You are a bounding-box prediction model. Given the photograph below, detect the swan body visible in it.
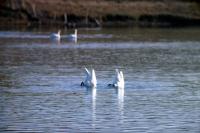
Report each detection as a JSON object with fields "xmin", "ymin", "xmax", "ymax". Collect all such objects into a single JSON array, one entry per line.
[
  {"xmin": 81, "ymin": 68, "xmax": 97, "ymax": 88},
  {"xmin": 50, "ymin": 30, "xmax": 61, "ymax": 40},
  {"xmin": 109, "ymin": 69, "xmax": 124, "ymax": 89},
  {"xmin": 69, "ymin": 29, "xmax": 77, "ymax": 40}
]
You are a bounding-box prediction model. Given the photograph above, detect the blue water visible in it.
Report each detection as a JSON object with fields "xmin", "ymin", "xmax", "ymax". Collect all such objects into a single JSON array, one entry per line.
[{"xmin": 0, "ymin": 27, "xmax": 200, "ymax": 132}]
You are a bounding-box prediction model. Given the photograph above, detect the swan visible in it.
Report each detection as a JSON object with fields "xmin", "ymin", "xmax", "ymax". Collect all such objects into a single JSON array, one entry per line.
[
  {"xmin": 108, "ymin": 69, "xmax": 124, "ymax": 89},
  {"xmin": 68, "ymin": 29, "xmax": 78, "ymax": 42},
  {"xmin": 81, "ymin": 68, "xmax": 97, "ymax": 88},
  {"xmin": 50, "ymin": 30, "xmax": 61, "ymax": 40},
  {"xmin": 69, "ymin": 29, "xmax": 77, "ymax": 40}
]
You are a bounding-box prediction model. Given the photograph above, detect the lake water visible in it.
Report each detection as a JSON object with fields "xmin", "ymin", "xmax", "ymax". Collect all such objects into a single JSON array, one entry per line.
[{"xmin": 0, "ymin": 27, "xmax": 200, "ymax": 132}]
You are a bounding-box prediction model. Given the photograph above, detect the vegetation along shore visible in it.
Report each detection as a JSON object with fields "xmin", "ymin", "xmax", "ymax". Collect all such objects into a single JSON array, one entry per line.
[{"xmin": 0, "ymin": 0, "xmax": 200, "ymax": 28}]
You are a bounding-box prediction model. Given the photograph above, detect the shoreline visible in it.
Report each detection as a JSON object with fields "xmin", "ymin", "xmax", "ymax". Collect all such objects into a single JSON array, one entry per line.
[{"xmin": 0, "ymin": 0, "xmax": 200, "ymax": 28}]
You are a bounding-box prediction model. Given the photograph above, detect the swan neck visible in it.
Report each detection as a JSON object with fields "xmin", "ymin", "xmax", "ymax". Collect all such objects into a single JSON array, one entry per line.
[{"xmin": 75, "ymin": 29, "xmax": 77, "ymax": 36}]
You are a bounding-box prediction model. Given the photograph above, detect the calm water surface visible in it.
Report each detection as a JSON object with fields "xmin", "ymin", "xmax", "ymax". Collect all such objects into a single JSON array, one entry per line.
[{"xmin": 0, "ymin": 27, "xmax": 200, "ymax": 132}]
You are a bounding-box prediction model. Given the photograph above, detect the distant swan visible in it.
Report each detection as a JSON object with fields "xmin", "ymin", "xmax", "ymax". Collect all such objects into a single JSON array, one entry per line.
[
  {"xmin": 69, "ymin": 29, "xmax": 77, "ymax": 40},
  {"xmin": 81, "ymin": 68, "xmax": 97, "ymax": 88},
  {"xmin": 109, "ymin": 69, "xmax": 124, "ymax": 89},
  {"xmin": 50, "ymin": 30, "xmax": 61, "ymax": 40}
]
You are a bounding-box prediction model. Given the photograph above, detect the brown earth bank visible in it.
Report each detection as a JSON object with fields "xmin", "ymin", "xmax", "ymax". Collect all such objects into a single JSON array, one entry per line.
[{"xmin": 0, "ymin": 0, "xmax": 200, "ymax": 28}]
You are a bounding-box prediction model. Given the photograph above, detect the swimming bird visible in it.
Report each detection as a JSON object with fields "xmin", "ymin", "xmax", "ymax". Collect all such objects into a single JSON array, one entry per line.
[
  {"xmin": 68, "ymin": 29, "xmax": 77, "ymax": 40},
  {"xmin": 81, "ymin": 68, "xmax": 97, "ymax": 88},
  {"xmin": 50, "ymin": 30, "xmax": 61, "ymax": 40},
  {"xmin": 108, "ymin": 69, "xmax": 124, "ymax": 89}
]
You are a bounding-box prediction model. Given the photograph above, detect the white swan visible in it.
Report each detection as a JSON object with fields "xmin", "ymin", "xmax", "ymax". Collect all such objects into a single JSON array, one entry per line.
[
  {"xmin": 69, "ymin": 29, "xmax": 77, "ymax": 40},
  {"xmin": 109, "ymin": 69, "xmax": 124, "ymax": 89},
  {"xmin": 50, "ymin": 30, "xmax": 61, "ymax": 40},
  {"xmin": 81, "ymin": 68, "xmax": 97, "ymax": 88}
]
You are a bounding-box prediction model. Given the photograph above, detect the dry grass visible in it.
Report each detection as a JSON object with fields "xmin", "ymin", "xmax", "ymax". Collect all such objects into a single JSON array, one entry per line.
[
  {"xmin": 1, "ymin": 0, "xmax": 200, "ymax": 27},
  {"xmin": 3, "ymin": 0, "xmax": 199, "ymax": 18}
]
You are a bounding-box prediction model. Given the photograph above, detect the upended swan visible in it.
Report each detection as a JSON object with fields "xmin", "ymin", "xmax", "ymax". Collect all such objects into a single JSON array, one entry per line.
[
  {"xmin": 50, "ymin": 30, "xmax": 61, "ymax": 40},
  {"xmin": 109, "ymin": 69, "xmax": 124, "ymax": 89},
  {"xmin": 81, "ymin": 68, "xmax": 97, "ymax": 88}
]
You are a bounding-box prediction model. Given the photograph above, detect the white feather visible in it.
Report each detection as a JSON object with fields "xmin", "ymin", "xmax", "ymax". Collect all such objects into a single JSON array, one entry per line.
[
  {"xmin": 82, "ymin": 68, "xmax": 97, "ymax": 88},
  {"xmin": 112, "ymin": 69, "xmax": 124, "ymax": 89},
  {"xmin": 50, "ymin": 30, "xmax": 61, "ymax": 40},
  {"xmin": 69, "ymin": 29, "xmax": 77, "ymax": 40}
]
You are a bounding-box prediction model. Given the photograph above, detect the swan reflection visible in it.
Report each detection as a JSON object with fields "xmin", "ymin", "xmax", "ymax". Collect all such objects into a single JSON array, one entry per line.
[
  {"xmin": 67, "ymin": 29, "xmax": 78, "ymax": 44},
  {"xmin": 92, "ymin": 88, "xmax": 96, "ymax": 129},
  {"xmin": 116, "ymin": 88, "xmax": 124, "ymax": 125},
  {"xmin": 50, "ymin": 37, "xmax": 60, "ymax": 45},
  {"xmin": 68, "ymin": 36, "xmax": 77, "ymax": 44},
  {"xmin": 86, "ymin": 87, "xmax": 96, "ymax": 130}
]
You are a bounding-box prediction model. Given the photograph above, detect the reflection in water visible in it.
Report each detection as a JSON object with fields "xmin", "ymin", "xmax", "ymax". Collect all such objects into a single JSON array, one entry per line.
[
  {"xmin": 64, "ymin": 35, "xmax": 78, "ymax": 44},
  {"xmin": 50, "ymin": 38, "xmax": 77, "ymax": 44},
  {"xmin": 86, "ymin": 87, "xmax": 97, "ymax": 130},
  {"xmin": 117, "ymin": 88, "xmax": 124, "ymax": 125},
  {"xmin": 50, "ymin": 37, "xmax": 60, "ymax": 45},
  {"xmin": 69, "ymin": 37, "xmax": 77, "ymax": 44},
  {"xmin": 50, "ymin": 35, "xmax": 78, "ymax": 45},
  {"xmin": 91, "ymin": 88, "xmax": 96, "ymax": 130}
]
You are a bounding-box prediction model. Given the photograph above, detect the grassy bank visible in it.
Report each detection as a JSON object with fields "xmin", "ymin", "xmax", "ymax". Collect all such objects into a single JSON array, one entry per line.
[{"xmin": 0, "ymin": 0, "xmax": 200, "ymax": 27}]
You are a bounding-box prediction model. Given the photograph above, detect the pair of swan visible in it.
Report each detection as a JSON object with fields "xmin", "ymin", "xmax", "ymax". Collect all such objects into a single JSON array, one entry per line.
[
  {"xmin": 50, "ymin": 29, "xmax": 77, "ymax": 40},
  {"xmin": 81, "ymin": 68, "xmax": 125, "ymax": 89}
]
